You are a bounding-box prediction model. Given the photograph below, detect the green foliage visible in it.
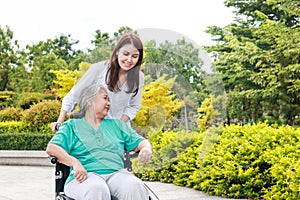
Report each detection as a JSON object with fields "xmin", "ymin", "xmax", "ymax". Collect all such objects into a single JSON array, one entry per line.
[
  {"xmin": 50, "ymin": 69, "xmax": 78, "ymax": 99},
  {"xmin": 205, "ymin": 0, "xmax": 300, "ymax": 126},
  {"xmin": 25, "ymin": 34, "xmax": 82, "ymax": 66},
  {"xmin": 0, "ymin": 25, "xmax": 22, "ymax": 92},
  {"xmin": 132, "ymin": 123, "xmax": 300, "ymax": 199},
  {"xmin": 197, "ymin": 95, "xmax": 227, "ymax": 131},
  {"xmin": 76, "ymin": 62, "xmax": 91, "ymax": 80},
  {"xmin": 87, "ymin": 26, "xmax": 134, "ymax": 63},
  {"xmin": 0, "ymin": 107, "xmax": 22, "ymax": 122},
  {"xmin": 0, "ymin": 90, "xmax": 14, "ymax": 108},
  {"xmin": 142, "ymin": 38, "xmax": 209, "ymax": 130},
  {"xmin": 190, "ymin": 123, "xmax": 300, "ymax": 199},
  {"xmin": 133, "ymin": 129, "xmax": 196, "ymax": 183},
  {"xmin": 28, "ymin": 54, "xmax": 69, "ymax": 92},
  {"xmin": 21, "ymin": 100, "xmax": 62, "ymax": 128},
  {"xmin": 173, "ymin": 132, "xmax": 203, "ymax": 186},
  {"xmin": 262, "ymin": 126, "xmax": 300, "ymax": 199},
  {"xmin": 0, "ymin": 133, "xmax": 53, "ymax": 150},
  {"xmin": 197, "ymin": 97, "xmax": 213, "ymax": 130},
  {"xmin": 0, "ymin": 121, "xmax": 30, "ymax": 133},
  {"xmin": 143, "ymin": 38, "xmax": 205, "ymax": 93},
  {"xmin": 15, "ymin": 92, "xmax": 54, "ymax": 109},
  {"xmin": 133, "ymin": 75, "xmax": 183, "ymax": 131}
]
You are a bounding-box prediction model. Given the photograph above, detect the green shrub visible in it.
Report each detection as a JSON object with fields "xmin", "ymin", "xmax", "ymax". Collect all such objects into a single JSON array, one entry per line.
[
  {"xmin": 189, "ymin": 123, "xmax": 300, "ymax": 199},
  {"xmin": 0, "ymin": 121, "xmax": 30, "ymax": 133},
  {"xmin": 0, "ymin": 132, "xmax": 54, "ymax": 150},
  {"xmin": 133, "ymin": 129, "xmax": 196, "ymax": 183},
  {"xmin": 0, "ymin": 107, "xmax": 22, "ymax": 122},
  {"xmin": 21, "ymin": 100, "xmax": 61, "ymax": 128},
  {"xmin": 0, "ymin": 90, "xmax": 15, "ymax": 108},
  {"xmin": 15, "ymin": 92, "xmax": 55, "ymax": 109},
  {"xmin": 0, "ymin": 121, "xmax": 54, "ymax": 134},
  {"xmin": 173, "ymin": 132, "xmax": 204, "ymax": 187},
  {"xmin": 262, "ymin": 126, "xmax": 300, "ymax": 200}
]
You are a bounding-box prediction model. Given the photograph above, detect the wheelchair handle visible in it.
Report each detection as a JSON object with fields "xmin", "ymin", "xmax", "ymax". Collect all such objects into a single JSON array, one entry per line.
[{"xmin": 55, "ymin": 122, "xmax": 61, "ymax": 131}]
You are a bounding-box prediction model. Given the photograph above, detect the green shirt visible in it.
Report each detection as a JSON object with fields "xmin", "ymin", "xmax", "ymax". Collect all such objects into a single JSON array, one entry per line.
[{"xmin": 50, "ymin": 118, "xmax": 144, "ymax": 184}]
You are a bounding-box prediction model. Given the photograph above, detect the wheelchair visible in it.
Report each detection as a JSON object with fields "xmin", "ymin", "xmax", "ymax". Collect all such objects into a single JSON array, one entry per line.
[{"xmin": 49, "ymin": 151, "xmax": 158, "ymax": 200}]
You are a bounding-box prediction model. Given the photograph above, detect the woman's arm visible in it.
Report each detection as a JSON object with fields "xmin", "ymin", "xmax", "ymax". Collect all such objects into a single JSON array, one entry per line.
[
  {"xmin": 50, "ymin": 110, "xmax": 67, "ymax": 132},
  {"xmin": 46, "ymin": 143, "xmax": 87, "ymax": 183},
  {"xmin": 62, "ymin": 62, "xmax": 105, "ymax": 114},
  {"xmin": 50, "ymin": 62, "xmax": 107, "ymax": 132}
]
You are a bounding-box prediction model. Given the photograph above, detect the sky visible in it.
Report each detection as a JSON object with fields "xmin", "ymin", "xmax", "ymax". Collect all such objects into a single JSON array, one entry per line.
[{"xmin": 1, "ymin": 0, "xmax": 235, "ymax": 51}]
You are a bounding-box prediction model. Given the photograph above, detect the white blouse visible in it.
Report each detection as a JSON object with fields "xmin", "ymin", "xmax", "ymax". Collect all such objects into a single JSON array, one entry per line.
[{"xmin": 61, "ymin": 61, "xmax": 144, "ymax": 121}]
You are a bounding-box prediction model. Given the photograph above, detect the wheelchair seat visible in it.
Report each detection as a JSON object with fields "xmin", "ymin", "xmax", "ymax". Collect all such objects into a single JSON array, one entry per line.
[{"xmin": 49, "ymin": 152, "xmax": 155, "ymax": 200}]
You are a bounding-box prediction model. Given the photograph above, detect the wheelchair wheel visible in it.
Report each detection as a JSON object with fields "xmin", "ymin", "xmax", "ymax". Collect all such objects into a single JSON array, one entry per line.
[{"xmin": 56, "ymin": 194, "xmax": 75, "ymax": 200}]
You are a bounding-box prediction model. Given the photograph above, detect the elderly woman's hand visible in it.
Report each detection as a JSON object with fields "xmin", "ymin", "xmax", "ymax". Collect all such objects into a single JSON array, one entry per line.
[
  {"xmin": 138, "ymin": 147, "xmax": 152, "ymax": 163},
  {"xmin": 72, "ymin": 159, "xmax": 88, "ymax": 183}
]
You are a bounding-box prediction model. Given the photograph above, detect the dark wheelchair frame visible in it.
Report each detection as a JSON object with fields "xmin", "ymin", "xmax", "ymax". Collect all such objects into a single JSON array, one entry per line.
[{"xmin": 49, "ymin": 151, "xmax": 158, "ymax": 200}]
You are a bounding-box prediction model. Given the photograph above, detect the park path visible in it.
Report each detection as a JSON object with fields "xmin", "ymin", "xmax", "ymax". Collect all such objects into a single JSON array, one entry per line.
[{"xmin": 0, "ymin": 165, "xmax": 248, "ymax": 200}]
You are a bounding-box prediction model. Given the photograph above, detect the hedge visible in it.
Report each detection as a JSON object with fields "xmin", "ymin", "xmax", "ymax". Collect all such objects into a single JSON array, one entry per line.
[
  {"xmin": 134, "ymin": 123, "xmax": 300, "ymax": 200},
  {"xmin": 0, "ymin": 132, "xmax": 54, "ymax": 150}
]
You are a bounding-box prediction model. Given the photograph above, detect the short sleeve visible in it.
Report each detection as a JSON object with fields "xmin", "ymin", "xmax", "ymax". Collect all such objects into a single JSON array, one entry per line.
[
  {"xmin": 116, "ymin": 120, "xmax": 144, "ymax": 151},
  {"xmin": 49, "ymin": 122, "xmax": 74, "ymax": 154}
]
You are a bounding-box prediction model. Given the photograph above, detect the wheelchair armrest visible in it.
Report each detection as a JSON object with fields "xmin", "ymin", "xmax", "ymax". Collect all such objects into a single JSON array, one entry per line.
[
  {"xmin": 124, "ymin": 151, "xmax": 139, "ymax": 172},
  {"xmin": 129, "ymin": 151, "xmax": 139, "ymax": 159}
]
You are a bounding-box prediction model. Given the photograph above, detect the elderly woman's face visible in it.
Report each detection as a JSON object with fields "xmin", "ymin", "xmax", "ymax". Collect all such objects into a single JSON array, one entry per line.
[
  {"xmin": 117, "ymin": 43, "xmax": 140, "ymax": 72},
  {"xmin": 91, "ymin": 88, "xmax": 110, "ymax": 118}
]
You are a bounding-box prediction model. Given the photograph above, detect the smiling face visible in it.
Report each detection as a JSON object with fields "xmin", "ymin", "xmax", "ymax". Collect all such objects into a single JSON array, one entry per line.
[
  {"xmin": 117, "ymin": 43, "xmax": 140, "ymax": 73},
  {"xmin": 91, "ymin": 88, "xmax": 110, "ymax": 119}
]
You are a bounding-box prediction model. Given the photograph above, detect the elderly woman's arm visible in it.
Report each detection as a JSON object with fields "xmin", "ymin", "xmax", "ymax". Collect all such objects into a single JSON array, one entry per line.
[
  {"xmin": 135, "ymin": 139, "xmax": 152, "ymax": 163},
  {"xmin": 46, "ymin": 143, "xmax": 87, "ymax": 183}
]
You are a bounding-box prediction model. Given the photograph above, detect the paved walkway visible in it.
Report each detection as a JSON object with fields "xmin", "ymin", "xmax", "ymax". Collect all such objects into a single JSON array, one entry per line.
[{"xmin": 0, "ymin": 165, "xmax": 248, "ymax": 200}]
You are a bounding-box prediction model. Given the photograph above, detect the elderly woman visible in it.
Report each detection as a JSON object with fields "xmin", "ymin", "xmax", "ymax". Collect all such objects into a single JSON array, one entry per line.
[{"xmin": 46, "ymin": 84, "xmax": 152, "ymax": 200}]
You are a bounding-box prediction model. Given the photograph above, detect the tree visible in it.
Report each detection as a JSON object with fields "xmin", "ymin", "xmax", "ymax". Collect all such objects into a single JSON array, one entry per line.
[
  {"xmin": 50, "ymin": 62, "xmax": 91, "ymax": 99},
  {"xmin": 142, "ymin": 38, "xmax": 208, "ymax": 129},
  {"xmin": 24, "ymin": 34, "xmax": 83, "ymax": 71},
  {"xmin": 133, "ymin": 75, "xmax": 183, "ymax": 132},
  {"xmin": 205, "ymin": 0, "xmax": 300, "ymax": 125},
  {"xmin": 87, "ymin": 30, "xmax": 112, "ymax": 63},
  {"xmin": 18, "ymin": 34, "xmax": 85, "ymax": 93},
  {"xmin": 143, "ymin": 38, "xmax": 205, "ymax": 92},
  {"xmin": 0, "ymin": 26, "xmax": 24, "ymax": 91},
  {"xmin": 87, "ymin": 26, "xmax": 135, "ymax": 63},
  {"xmin": 28, "ymin": 54, "xmax": 69, "ymax": 92}
]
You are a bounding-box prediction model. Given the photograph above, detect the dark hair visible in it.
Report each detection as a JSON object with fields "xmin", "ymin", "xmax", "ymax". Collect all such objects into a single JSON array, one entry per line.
[{"xmin": 106, "ymin": 33, "xmax": 143, "ymax": 96}]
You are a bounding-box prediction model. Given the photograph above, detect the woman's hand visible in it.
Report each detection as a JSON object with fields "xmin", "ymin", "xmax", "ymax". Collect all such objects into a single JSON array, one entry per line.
[
  {"xmin": 46, "ymin": 143, "xmax": 87, "ymax": 183},
  {"xmin": 120, "ymin": 114, "xmax": 130, "ymax": 123},
  {"xmin": 72, "ymin": 159, "xmax": 88, "ymax": 183},
  {"xmin": 50, "ymin": 122, "xmax": 61, "ymax": 132},
  {"xmin": 50, "ymin": 110, "xmax": 67, "ymax": 132},
  {"xmin": 138, "ymin": 147, "xmax": 152, "ymax": 163}
]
